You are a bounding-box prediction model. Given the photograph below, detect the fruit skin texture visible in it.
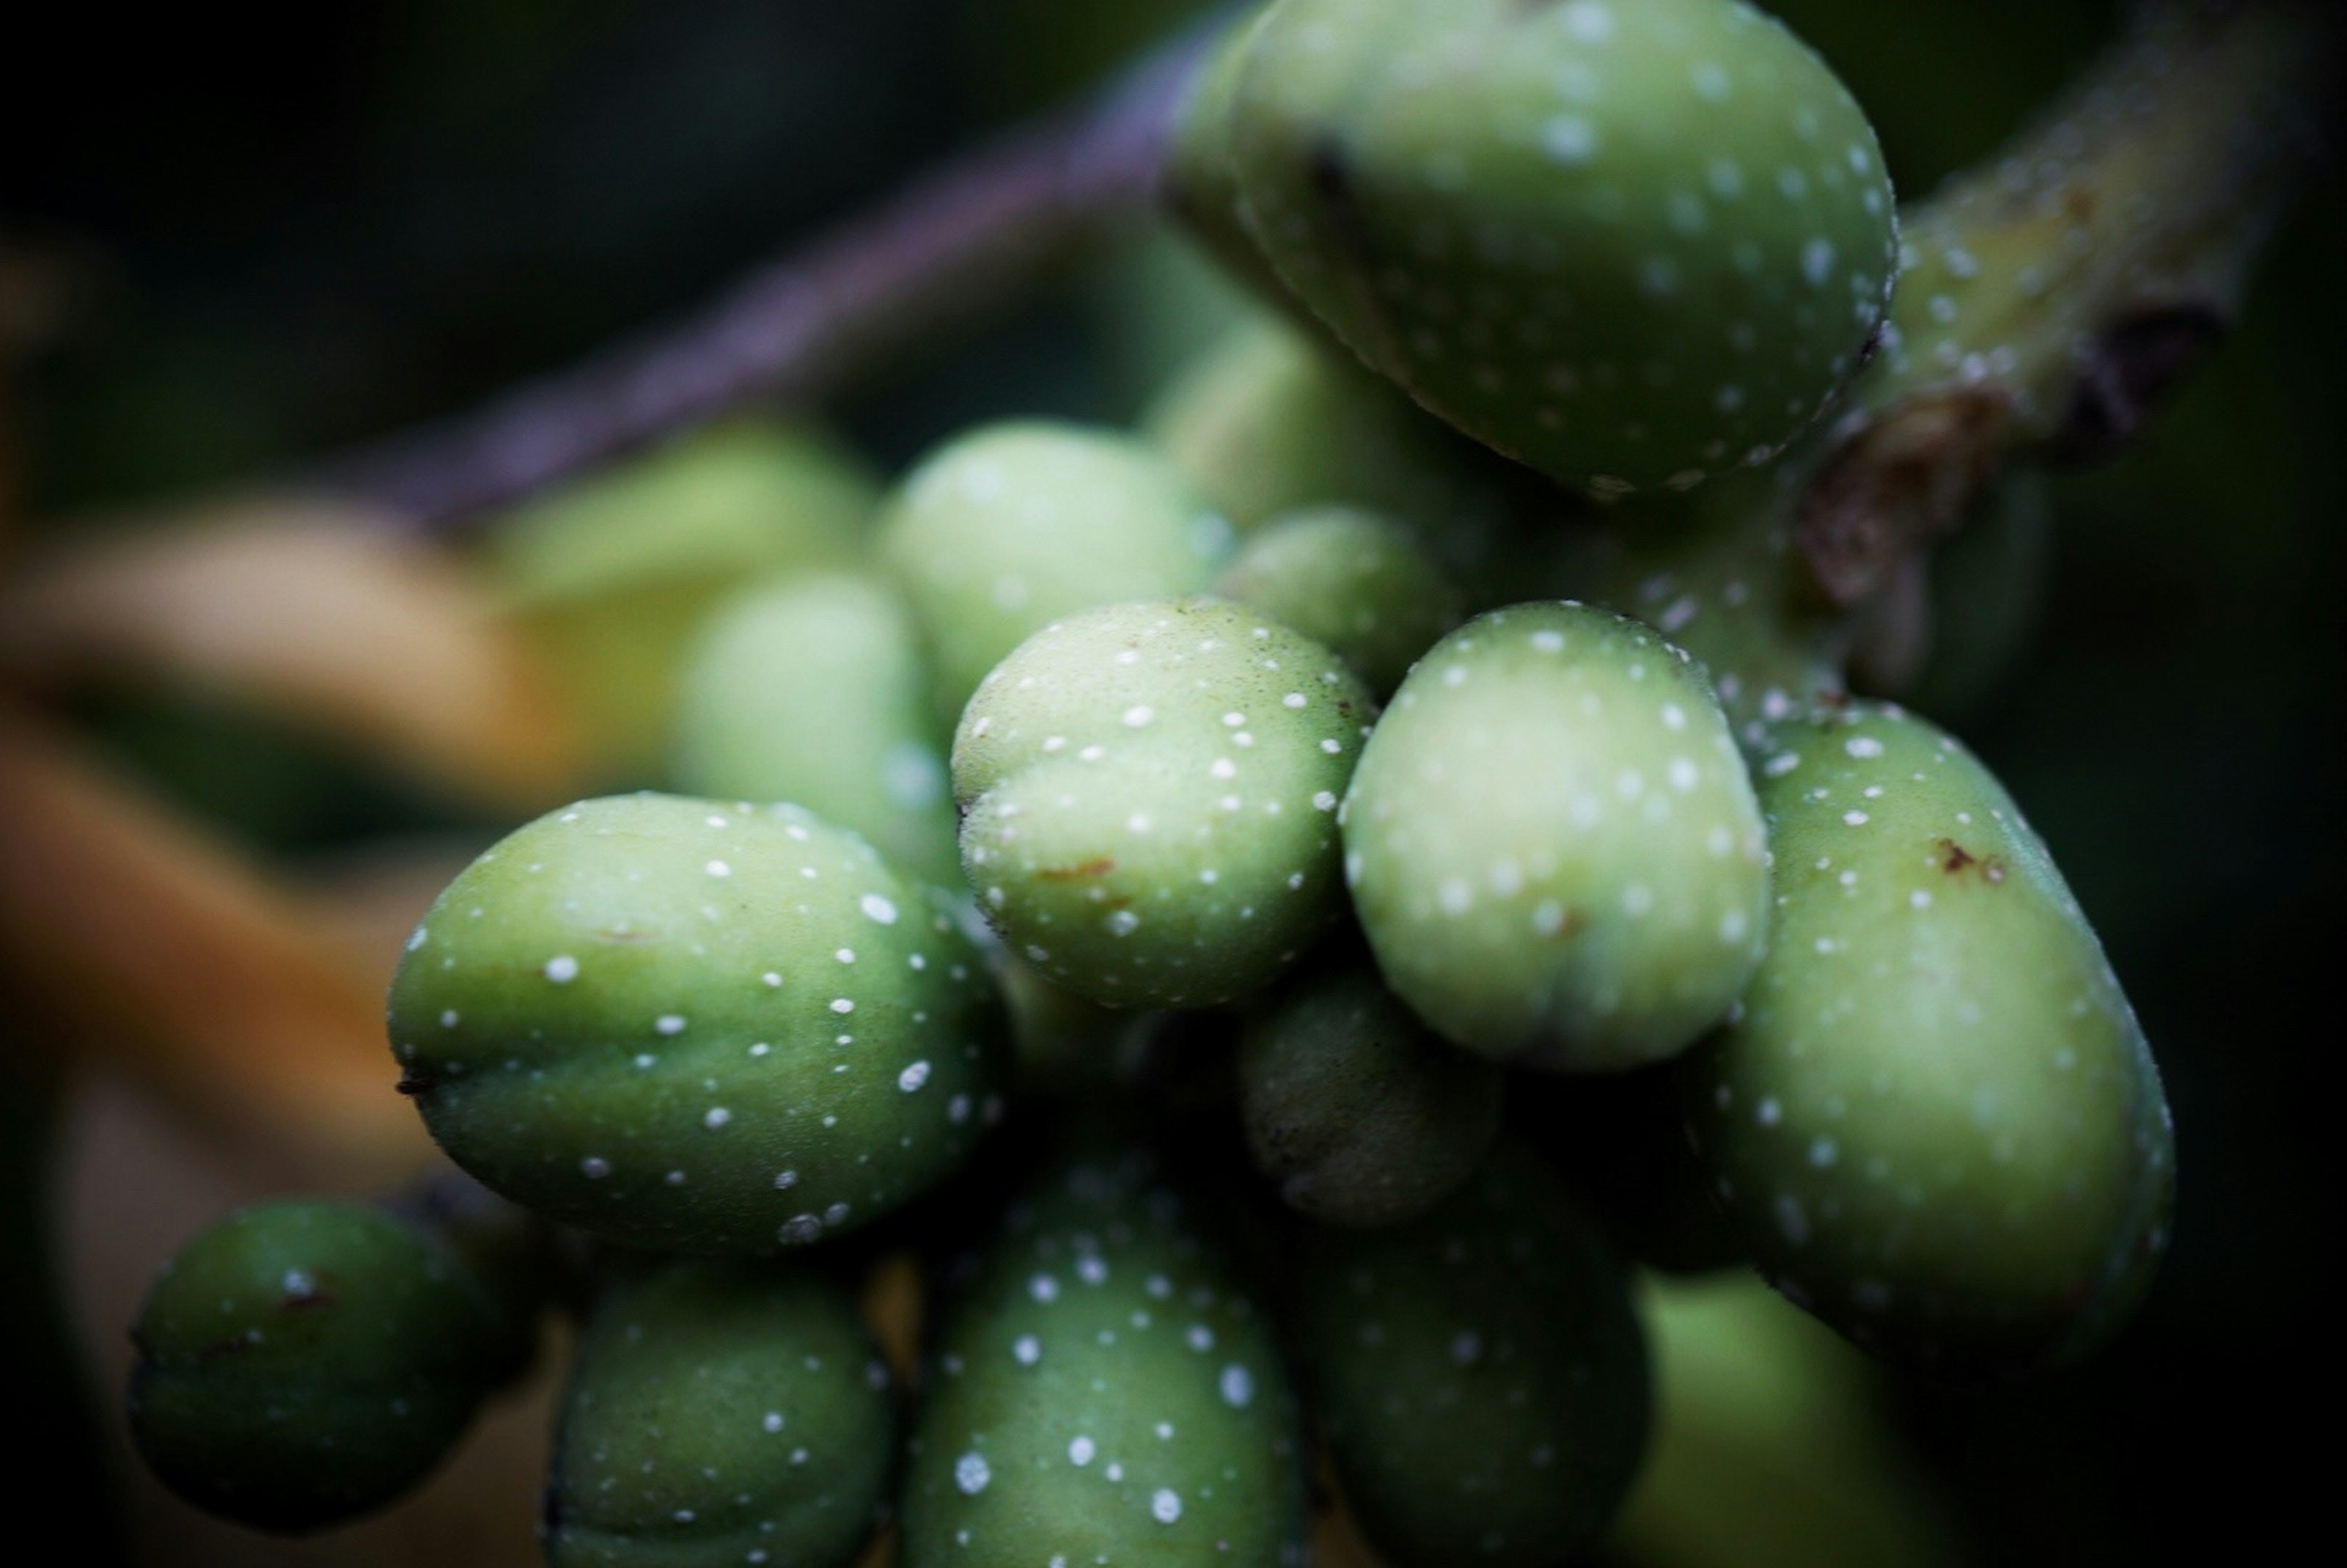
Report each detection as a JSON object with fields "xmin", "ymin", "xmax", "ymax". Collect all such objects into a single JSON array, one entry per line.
[
  {"xmin": 1183, "ymin": 0, "xmax": 1898, "ymax": 497},
  {"xmin": 876, "ymin": 421, "xmax": 1234, "ymax": 723},
  {"xmin": 1291, "ymin": 1143, "xmax": 1651, "ymax": 1567},
  {"xmin": 127, "ymin": 1200, "xmax": 532, "ymax": 1533},
  {"xmin": 1342, "ymin": 602, "xmax": 1769, "ymax": 1071},
  {"xmin": 900, "ymin": 1151, "xmax": 1309, "ymax": 1568},
  {"xmin": 672, "ymin": 570, "xmax": 960, "ymax": 888},
  {"xmin": 1681, "ymin": 704, "xmax": 2175, "ymax": 1379},
  {"xmin": 546, "ymin": 1260, "xmax": 895, "ymax": 1568},
  {"xmin": 953, "ymin": 597, "xmax": 1375, "ymax": 1010},
  {"xmin": 387, "ymin": 793, "xmax": 1007, "ymax": 1256},
  {"xmin": 1240, "ymin": 961, "xmax": 1500, "ymax": 1226}
]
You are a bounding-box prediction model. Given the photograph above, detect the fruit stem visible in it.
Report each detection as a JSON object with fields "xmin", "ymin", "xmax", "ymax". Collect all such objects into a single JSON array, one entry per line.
[{"xmin": 1798, "ymin": 0, "xmax": 2343, "ymax": 604}]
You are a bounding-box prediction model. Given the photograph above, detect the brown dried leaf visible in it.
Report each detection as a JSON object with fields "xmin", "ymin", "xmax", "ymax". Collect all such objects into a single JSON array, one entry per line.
[
  {"xmin": 0, "ymin": 704, "xmax": 429, "ymax": 1168},
  {"xmin": 0, "ymin": 494, "xmax": 586, "ymax": 807}
]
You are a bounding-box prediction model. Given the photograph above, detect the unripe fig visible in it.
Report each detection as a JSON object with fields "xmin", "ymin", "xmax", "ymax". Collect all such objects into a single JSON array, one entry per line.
[
  {"xmin": 388, "ymin": 794, "xmax": 1007, "ymax": 1255},
  {"xmin": 953, "ymin": 598, "xmax": 1375, "ymax": 1009},
  {"xmin": 1179, "ymin": 0, "xmax": 1899, "ymax": 497},
  {"xmin": 1342, "ymin": 603, "xmax": 1769, "ymax": 1070},
  {"xmin": 1291, "ymin": 1143, "xmax": 1650, "ymax": 1567},
  {"xmin": 901, "ymin": 1151, "xmax": 1309, "ymax": 1567},
  {"xmin": 673, "ymin": 570, "xmax": 959, "ymax": 888},
  {"xmin": 1681, "ymin": 704, "xmax": 2175, "ymax": 1379},
  {"xmin": 1214, "ymin": 504, "xmax": 1464, "ymax": 697},
  {"xmin": 488, "ymin": 420, "xmax": 875, "ymax": 769},
  {"xmin": 1240, "ymin": 961, "xmax": 1500, "ymax": 1227},
  {"xmin": 127, "ymin": 1200, "xmax": 531, "ymax": 1533},
  {"xmin": 875, "ymin": 422, "xmax": 1233, "ymax": 722},
  {"xmin": 546, "ymin": 1260, "xmax": 895, "ymax": 1568}
]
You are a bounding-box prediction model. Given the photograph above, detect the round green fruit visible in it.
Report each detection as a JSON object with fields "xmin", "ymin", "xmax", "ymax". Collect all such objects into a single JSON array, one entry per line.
[
  {"xmin": 1681, "ymin": 704, "xmax": 2175, "ymax": 1379},
  {"xmin": 127, "ymin": 1200, "xmax": 531, "ymax": 1533},
  {"xmin": 953, "ymin": 597, "xmax": 1375, "ymax": 1009},
  {"xmin": 1181, "ymin": 0, "xmax": 1900, "ymax": 496},
  {"xmin": 388, "ymin": 794, "xmax": 1007, "ymax": 1255},
  {"xmin": 546, "ymin": 1260, "xmax": 895, "ymax": 1568},
  {"xmin": 1342, "ymin": 602, "xmax": 1769, "ymax": 1069},
  {"xmin": 1214, "ymin": 504, "xmax": 1464, "ymax": 697}
]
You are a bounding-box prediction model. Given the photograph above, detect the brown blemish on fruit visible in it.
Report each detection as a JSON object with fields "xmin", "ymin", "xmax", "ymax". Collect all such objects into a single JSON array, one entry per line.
[
  {"xmin": 1038, "ymin": 859, "xmax": 1115, "ymax": 882},
  {"xmin": 1936, "ymin": 838, "xmax": 2008, "ymax": 881},
  {"xmin": 1543, "ymin": 907, "xmax": 1589, "ymax": 942}
]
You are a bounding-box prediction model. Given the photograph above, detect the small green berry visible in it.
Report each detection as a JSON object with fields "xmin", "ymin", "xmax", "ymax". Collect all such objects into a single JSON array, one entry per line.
[
  {"xmin": 876, "ymin": 422, "xmax": 1235, "ymax": 722},
  {"xmin": 1681, "ymin": 704, "xmax": 2175, "ymax": 1379},
  {"xmin": 953, "ymin": 598, "xmax": 1375, "ymax": 1009},
  {"xmin": 900, "ymin": 1151, "xmax": 1309, "ymax": 1567},
  {"xmin": 1240, "ymin": 961, "xmax": 1500, "ymax": 1226},
  {"xmin": 1343, "ymin": 603, "xmax": 1769, "ymax": 1069},
  {"xmin": 546, "ymin": 1260, "xmax": 895, "ymax": 1568},
  {"xmin": 388, "ymin": 794, "xmax": 1007, "ymax": 1255},
  {"xmin": 673, "ymin": 570, "xmax": 960, "ymax": 887},
  {"xmin": 127, "ymin": 1200, "xmax": 531, "ymax": 1533},
  {"xmin": 1214, "ymin": 504, "xmax": 1464, "ymax": 697},
  {"xmin": 1291, "ymin": 1143, "xmax": 1650, "ymax": 1567}
]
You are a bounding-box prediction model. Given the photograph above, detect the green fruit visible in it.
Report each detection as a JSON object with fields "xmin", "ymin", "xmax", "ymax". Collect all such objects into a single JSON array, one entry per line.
[
  {"xmin": 1291, "ymin": 1143, "xmax": 1650, "ymax": 1567},
  {"xmin": 876, "ymin": 422, "xmax": 1235, "ymax": 722},
  {"xmin": 127, "ymin": 1200, "xmax": 531, "ymax": 1533},
  {"xmin": 953, "ymin": 597, "xmax": 1376, "ymax": 1009},
  {"xmin": 486, "ymin": 420, "xmax": 876, "ymax": 769},
  {"xmin": 1214, "ymin": 504, "xmax": 1464, "ymax": 697},
  {"xmin": 546, "ymin": 1260, "xmax": 895, "ymax": 1568},
  {"xmin": 388, "ymin": 794, "xmax": 1008, "ymax": 1255},
  {"xmin": 1240, "ymin": 961, "xmax": 1500, "ymax": 1226},
  {"xmin": 1181, "ymin": 0, "xmax": 1899, "ymax": 497},
  {"xmin": 1342, "ymin": 602, "xmax": 1769, "ymax": 1070},
  {"xmin": 673, "ymin": 570, "xmax": 960, "ymax": 888},
  {"xmin": 1142, "ymin": 317, "xmax": 1570, "ymax": 601},
  {"xmin": 900, "ymin": 1151, "xmax": 1309, "ymax": 1567},
  {"xmin": 1681, "ymin": 703, "xmax": 2175, "ymax": 1379}
]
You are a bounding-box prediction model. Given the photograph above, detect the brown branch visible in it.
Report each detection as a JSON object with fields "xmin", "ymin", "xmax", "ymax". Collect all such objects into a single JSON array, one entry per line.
[{"xmin": 317, "ymin": 29, "xmax": 1212, "ymax": 532}]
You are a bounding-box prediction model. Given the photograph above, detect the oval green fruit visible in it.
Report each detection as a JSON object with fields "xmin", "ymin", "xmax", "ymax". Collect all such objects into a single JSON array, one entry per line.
[
  {"xmin": 546, "ymin": 1260, "xmax": 895, "ymax": 1568},
  {"xmin": 953, "ymin": 597, "xmax": 1375, "ymax": 1009},
  {"xmin": 1187, "ymin": 0, "xmax": 1899, "ymax": 497},
  {"xmin": 901, "ymin": 1151, "xmax": 1309, "ymax": 1567},
  {"xmin": 388, "ymin": 794, "xmax": 1007, "ymax": 1255},
  {"xmin": 1214, "ymin": 504, "xmax": 1464, "ymax": 698},
  {"xmin": 127, "ymin": 1199, "xmax": 531, "ymax": 1533},
  {"xmin": 1681, "ymin": 704, "xmax": 2175, "ymax": 1379},
  {"xmin": 1292, "ymin": 1143, "xmax": 1650, "ymax": 1567},
  {"xmin": 1343, "ymin": 603, "xmax": 1769, "ymax": 1069}
]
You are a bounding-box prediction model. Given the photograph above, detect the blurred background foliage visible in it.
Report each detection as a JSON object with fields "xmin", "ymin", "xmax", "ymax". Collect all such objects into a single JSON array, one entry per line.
[{"xmin": 1, "ymin": 0, "xmax": 2337, "ymax": 1561}]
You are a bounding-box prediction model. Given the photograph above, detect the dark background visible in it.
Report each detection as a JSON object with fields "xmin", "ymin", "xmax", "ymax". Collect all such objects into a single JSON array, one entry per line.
[{"xmin": 4, "ymin": 1, "xmax": 2339, "ymax": 1560}]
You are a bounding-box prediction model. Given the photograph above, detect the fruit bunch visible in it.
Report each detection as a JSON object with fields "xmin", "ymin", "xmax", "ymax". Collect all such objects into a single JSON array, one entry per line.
[{"xmin": 127, "ymin": 2, "xmax": 2193, "ymax": 1563}]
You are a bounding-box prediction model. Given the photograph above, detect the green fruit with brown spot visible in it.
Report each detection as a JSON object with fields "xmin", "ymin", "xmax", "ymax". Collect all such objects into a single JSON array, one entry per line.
[{"xmin": 1681, "ymin": 705, "xmax": 2174, "ymax": 1379}]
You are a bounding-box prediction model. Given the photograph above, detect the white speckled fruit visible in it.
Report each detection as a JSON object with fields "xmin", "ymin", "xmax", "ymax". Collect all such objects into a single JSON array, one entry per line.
[
  {"xmin": 953, "ymin": 598, "xmax": 1375, "ymax": 1009},
  {"xmin": 1342, "ymin": 603, "xmax": 1768, "ymax": 1069},
  {"xmin": 1179, "ymin": 0, "xmax": 1900, "ymax": 497}
]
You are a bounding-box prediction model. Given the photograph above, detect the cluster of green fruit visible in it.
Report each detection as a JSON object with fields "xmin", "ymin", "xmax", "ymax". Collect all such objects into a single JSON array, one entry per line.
[{"xmin": 127, "ymin": 2, "xmax": 2175, "ymax": 1564}]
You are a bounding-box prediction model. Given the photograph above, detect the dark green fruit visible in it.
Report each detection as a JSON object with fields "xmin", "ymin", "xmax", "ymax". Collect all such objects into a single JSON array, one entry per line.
[
  {"xmin": 953, "ymin": 597, "xmax": 1376, "ymax": 1009},
  {"xmin": 1342, "ymin": 603, "xmax": 1768, "ymax": 1070},
  {"xmin": 673, "ymin": 570, "xmax": 960, "ymax": 888},
  {"xmin": 127, "ymin": 1200, "xmax": 531, "ymax": 1533},
  {"xmin": 546, "ymin": 1260, "xmax": 895, "ymax": 1568},
  {"xmin": 1291, "ymin": 1143, "xmax": 1650, "ymax": 1567},
  {"xmin": 876, "ymin": 422, "xmax": 1234, "ymax": 722},
  {"xmin": 1180, "ymin": 0, "xmax": 1899, "ymax": 497},
  {"xmin": 901, "ymin": 1151, "xmax": 1309, "ymax": 1566},
  {"xmin": 1240, "ymin": 962, "xmax": 1500, "ymax": 1226},
  {"xmin": 388, "ymin": 794, "xmax": 1007, "ymax": 1255},
  {"xmin": 1682, "ymin": 704, "xmax": 2175, "ymax": 1379},
  {"xmin": 1214, "ymin": 504, "xmax": 1464, "ymax": 697}
]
